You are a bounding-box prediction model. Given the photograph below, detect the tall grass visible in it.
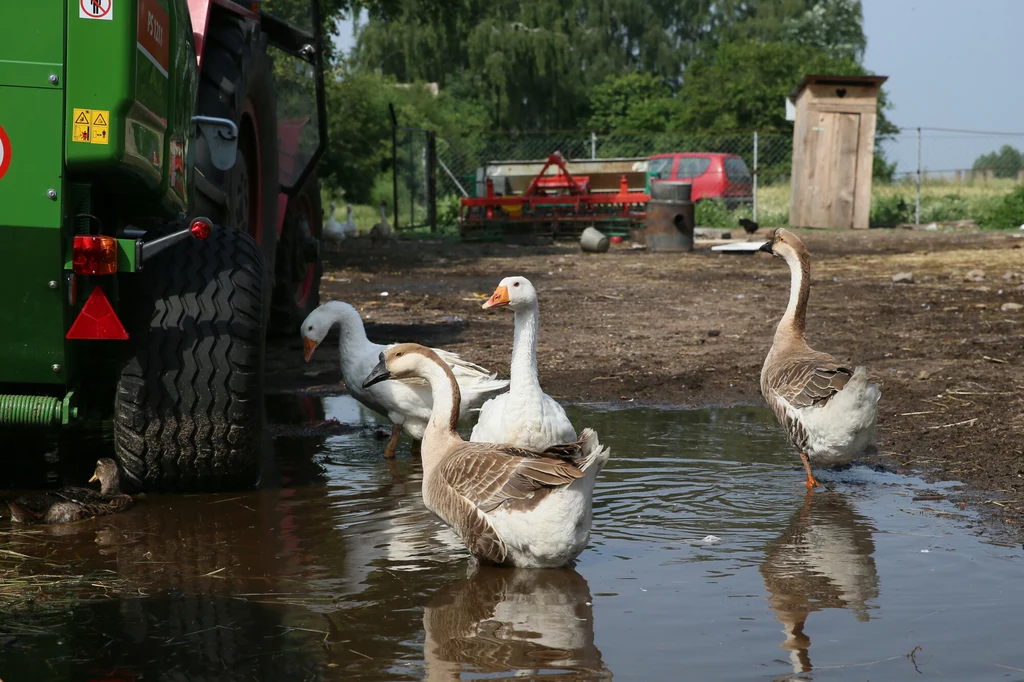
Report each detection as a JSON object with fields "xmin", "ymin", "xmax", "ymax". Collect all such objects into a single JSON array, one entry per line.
[
  {"xmin": 325, "ymin": 178, "xmax": 1024, "ymax": 234},
  {"xmin": 709, "ymin": 179, "xmax": 1023, "ymax": 229}
]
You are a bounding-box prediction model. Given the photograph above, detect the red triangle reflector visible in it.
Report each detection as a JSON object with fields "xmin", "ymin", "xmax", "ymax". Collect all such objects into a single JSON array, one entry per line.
[{"xmin": 66, "ymin": 286, "xmax": 129, "ymax": 340}]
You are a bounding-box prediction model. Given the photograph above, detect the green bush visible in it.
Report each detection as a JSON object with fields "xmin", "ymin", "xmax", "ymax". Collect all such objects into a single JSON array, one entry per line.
[
  {"xmin": 437, "ymin": 194, "xmax": 462, "ymax": 229},
  {"xmin": 977, "ymin": 183, "xmax": 1024, "ymax": 230},
  {"xmin": 870, "ymin": 193, "xmax": 912, "ymax": 227},
  {"xmin": 369, "ymin": 174, "xmax": 394, "ymax": 209},
  {"xmin": 694, "ymin": 199, "xmax": 734, "ymax": 228},
  {"xmin": 919, "ymin": 193, "xmax": 972, "ymax": 223}
]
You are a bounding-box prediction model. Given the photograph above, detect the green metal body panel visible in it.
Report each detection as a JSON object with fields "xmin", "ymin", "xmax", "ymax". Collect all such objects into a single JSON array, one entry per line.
[
  {"xmin": 0, "ymin": 1, "xmax": 196, "ymax": 402},
  {"xmin": 0, "ymin": 64, "xmax": 68, "ymax": 384},
  {"xmin": 65, "ymin": 0, "xmax": 197, "ymax": 215},
  {"xmin": 0, "ymin": 1, "xmax": 324, "ymax": 428}
]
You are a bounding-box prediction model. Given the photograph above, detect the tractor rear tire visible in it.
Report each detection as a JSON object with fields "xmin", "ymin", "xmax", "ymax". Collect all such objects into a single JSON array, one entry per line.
[
  {"xmin": 193, "ymin": 11, "xmax": 279, "ymax": 302},
  {"xmin": 113, "ymin": 226, "xmax": 267, "ymax": 492},
  {"xmin": 270, "ymin": 171, "xmax": 323, "ymax": 334}
]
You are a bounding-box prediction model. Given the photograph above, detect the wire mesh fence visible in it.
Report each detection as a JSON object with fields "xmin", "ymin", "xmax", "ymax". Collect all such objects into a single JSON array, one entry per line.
[
  {"xmin": 391, "ymin": 127, "xmax": 436, "ymax": 231},
  {"xmin": 390, "ymin": 126, "xmax": 1024, "ymax": 233}
]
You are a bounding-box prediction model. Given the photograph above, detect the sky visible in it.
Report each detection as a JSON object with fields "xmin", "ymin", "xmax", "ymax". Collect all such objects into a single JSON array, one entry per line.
[
  {"xmin": 332, "ymin": 2, "xmax": 1024, "ymax": 175},
  {"xmin": 862, "ymin": 0, "xmax": 1024, "ymax": 175}
]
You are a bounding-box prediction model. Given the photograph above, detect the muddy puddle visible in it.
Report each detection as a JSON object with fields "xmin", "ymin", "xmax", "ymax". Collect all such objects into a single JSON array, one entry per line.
[{"xmin": 1, "ymin": 397, "xmax": 1022, "ymax": 681}]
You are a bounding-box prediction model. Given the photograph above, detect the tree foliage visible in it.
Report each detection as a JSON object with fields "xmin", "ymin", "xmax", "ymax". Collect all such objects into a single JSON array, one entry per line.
[
  {"xmin": 351, "ymin": 0, "xmax": 769, "ymax": 129},
  {"xmin": 317, "ymin": 0, "xmax": 899, "ymax": 194},
  {"xmin": 973, "ymin": 145, "xmax": 1024, "ymax": 178}
]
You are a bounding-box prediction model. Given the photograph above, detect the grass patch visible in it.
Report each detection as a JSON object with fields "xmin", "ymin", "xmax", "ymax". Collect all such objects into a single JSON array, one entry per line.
[
  {"xmin": 326, "ymin": 179, "xmax": 1023, "ymax": 235},
  {"xmin": 710, "ymin": 179, "xmax": 1023, "ymax": 229}
]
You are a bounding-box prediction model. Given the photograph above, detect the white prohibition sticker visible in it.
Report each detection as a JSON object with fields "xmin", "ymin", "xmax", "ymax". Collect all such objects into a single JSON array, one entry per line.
[{"xmin": 80, "ymin": 0, "xmax": 113, "ymax": 20}]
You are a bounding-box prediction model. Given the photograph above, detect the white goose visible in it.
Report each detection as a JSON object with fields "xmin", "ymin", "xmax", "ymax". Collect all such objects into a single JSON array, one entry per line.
[
  {"xmin": 342, "ymin": 203, "xmax": 357, "ymax": 238},
  {"xmin": 471, "ymin": 276, "xmax": 576, "ymax": 449},
  {"xmin": 362, "ymin": 344, "xmax": 610, "ymax": 567},
  {"xmin": 758, "ymin": 229, "xmax": 881, "ymax": 489},
  {"xmin": 323, "ymin": 201, "xmax": 345, "ymax": 248},
  {"xmin": 301, "ymin": 301, "xmax": 508, "ymax": 457}
]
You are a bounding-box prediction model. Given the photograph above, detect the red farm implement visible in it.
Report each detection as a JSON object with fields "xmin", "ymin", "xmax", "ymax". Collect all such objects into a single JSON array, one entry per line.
[{"xmin": 459, "ymin": 153, "xmax": 649, "ymax": 242}]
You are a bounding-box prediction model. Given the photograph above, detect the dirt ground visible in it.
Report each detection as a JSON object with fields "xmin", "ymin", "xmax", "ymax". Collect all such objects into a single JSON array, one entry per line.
[{"xmin": 267, "ymin": 227, "xmax": 1024, "ymax": 530}]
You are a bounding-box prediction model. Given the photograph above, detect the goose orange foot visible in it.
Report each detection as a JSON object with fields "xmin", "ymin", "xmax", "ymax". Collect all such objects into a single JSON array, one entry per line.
[{"xmin": 799, "ymin": 452, "xmax": 821, "ymax": 490}]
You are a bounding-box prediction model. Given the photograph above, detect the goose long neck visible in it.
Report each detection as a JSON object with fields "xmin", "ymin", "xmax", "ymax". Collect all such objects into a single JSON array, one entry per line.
[
  {"xmin": 510, "ymin": 304, "xmax": 541, "ymax": 393},
  {"xmin": 379, "ymin": 205, "xmax": 387, "ymax": 222},
  {"xmin": 334, "ymin": 311, "xmax": 370, "ymax": 349},
  {"xmin": 419, "ymin": 358, "xmax": 463, "ymax": 456},
  {"xmin": 776, "ymin": 247, "xmax": 810, "ymax": 343},
  {"xmin": 329, "ymin": 308, "xmax": 373, "ymax": 376}
]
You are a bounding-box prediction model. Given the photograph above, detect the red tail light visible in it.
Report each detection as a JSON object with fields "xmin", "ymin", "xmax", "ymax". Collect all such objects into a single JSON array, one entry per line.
[
  {"xmin": 73, "ymin": 235, "xmax": 118, "ymax": 275},
  {"xmin": 189, "ymin": 218, "xmax": 211, "ymax": 240},
  {"xmin": 66, "ymin": 286, "xmax": 129, "ymax": 341}
]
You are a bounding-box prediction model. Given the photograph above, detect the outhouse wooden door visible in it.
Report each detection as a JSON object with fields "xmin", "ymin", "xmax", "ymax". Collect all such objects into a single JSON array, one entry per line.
[{"xmin": 801, "ymin": 110, "xmax": 860, "ymax": 229}]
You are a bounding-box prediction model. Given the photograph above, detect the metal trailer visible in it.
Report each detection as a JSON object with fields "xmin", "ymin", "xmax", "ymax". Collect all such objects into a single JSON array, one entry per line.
[
  {"xmin": 459, "ymin": 153, "xmax": 650, "ymax": 241},
  {"xmin": 0, "ymin": 0, "xmax": 328, "ymax": 491}
]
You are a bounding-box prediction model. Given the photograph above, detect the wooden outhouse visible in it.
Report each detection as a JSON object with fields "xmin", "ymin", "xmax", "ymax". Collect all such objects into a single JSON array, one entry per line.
[{"xmin": 788, "ymin": 74, "xmax": 887, "ymax": 229}]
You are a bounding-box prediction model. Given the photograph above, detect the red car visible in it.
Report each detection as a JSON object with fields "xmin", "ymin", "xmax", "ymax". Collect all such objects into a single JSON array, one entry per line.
[{"xmin": 648, "ymin": 152, "xmax": 753, "ymax": 206}]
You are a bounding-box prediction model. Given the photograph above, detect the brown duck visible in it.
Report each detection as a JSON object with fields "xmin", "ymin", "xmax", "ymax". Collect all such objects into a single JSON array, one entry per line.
[{"xmin": 7, "ymin": 458, "xmax": 135, "ymax": 524}]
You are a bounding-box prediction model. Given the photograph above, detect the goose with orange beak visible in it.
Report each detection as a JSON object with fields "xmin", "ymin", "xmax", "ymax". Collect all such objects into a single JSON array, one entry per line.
[
  {"xmin": 482, "ymin": 284, "xmax": 510, "ymax": 309},
  {"xmin": 471, "ymin": 276, "xmax": 577, "ymax": 450},
  {"xmin": 300, "ymin": 301, "xmax": 509, "ymax": 458}
]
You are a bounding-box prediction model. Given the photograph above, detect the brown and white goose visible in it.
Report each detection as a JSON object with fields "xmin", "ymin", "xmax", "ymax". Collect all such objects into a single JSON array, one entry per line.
[
  {"xmin": 758, "ymin": 229, "xmax": 881, "ymax": 489},
  {"xmin": 362, "ymin": 343, "xmax": 610, "ymax": 568}
]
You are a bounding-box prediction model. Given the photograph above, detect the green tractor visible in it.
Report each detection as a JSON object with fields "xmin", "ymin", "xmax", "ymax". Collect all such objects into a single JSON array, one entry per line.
[{"xmin": 0, "ymin": 0, "xmax": 327, "ymax": 491}]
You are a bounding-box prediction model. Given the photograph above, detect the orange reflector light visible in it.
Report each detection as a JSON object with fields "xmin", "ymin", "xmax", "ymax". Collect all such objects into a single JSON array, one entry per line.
[
  {"xmin": 190, "ymin": 218, "xmax": 211, "ymax": 240},
  {"xmin": 73, "ymin": 235, "xmax": 118, "ymax": 275},
  {"xmin": 66, "ymin": 286, "xmax": 129, "ymax": 341}
]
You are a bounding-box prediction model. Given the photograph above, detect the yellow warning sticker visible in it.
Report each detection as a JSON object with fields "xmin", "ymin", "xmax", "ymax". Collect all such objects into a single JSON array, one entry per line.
[{"xmin": 71, "ymin": 108, "xmax": 110, "ymax": 145}]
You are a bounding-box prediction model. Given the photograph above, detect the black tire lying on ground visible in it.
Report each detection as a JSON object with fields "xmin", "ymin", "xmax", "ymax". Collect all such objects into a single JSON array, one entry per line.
[{"xmin": 114, "ymin": 226, "xmax": 266, "ymax": 492}]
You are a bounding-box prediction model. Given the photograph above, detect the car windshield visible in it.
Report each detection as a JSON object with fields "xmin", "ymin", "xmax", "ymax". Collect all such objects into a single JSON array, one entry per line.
[
  {"xmin": 676, "ymin": 157, "xmax": 711, "ymax": 178},
  {"xmin": 724, "ymin": 157, "xmax": 752, "ymax": 183},
  {"xmin": 648, "ymin": 157, "xmax": 674, "ymax": 179}
]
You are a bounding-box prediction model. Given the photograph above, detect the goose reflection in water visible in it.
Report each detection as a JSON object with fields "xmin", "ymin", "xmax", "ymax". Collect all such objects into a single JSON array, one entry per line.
[
  {"xmin": 423, "ymin": 566, "xmax": 610, "ymax": 681},
  {"xmin": 759, "ymin": 491, "xmax": 879, "ymax": 674}
]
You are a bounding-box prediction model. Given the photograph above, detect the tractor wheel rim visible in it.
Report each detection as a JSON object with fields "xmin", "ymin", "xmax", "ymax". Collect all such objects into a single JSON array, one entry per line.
[
  {"xmin": 240, "ymin": 100, "xmax": 263, "ymax": 246},
  {"xmin": 231, "ymin": 146, "xmax": 249, "ymax": 230}
]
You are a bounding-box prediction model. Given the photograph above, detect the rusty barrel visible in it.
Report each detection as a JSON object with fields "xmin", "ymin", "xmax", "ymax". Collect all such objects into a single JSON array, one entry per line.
[{"xmin": 645, "ymin": 181, "xmax": 695, "ymax": 252}]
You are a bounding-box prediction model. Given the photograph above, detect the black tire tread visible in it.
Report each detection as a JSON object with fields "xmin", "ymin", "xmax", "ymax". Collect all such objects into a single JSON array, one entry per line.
[{"xmin": 114, "ymin": 227, "xmax": 265, "ymax": 492}]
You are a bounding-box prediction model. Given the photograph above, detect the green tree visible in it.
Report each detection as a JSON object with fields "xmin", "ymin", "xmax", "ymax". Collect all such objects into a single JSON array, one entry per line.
[
  {"xmin": 783, "ymin": 0, "xmax": 866, "ymax": 61},
  {"xmin": 672, "ymin": 40, "xmax": 873, "ymax": 131},
  {"xmin": 973, "ymin": 144, "xmax": 1023, "ymax": 179},
  {"xmin": 586, "ymin": 73, "xmax": 674, "ymax": 131},
  {"xmin": 350, "ymin": 0, "xmax": 779, "ymax": 130},
  {"xmin": 319, "ymin": 69, "xmax": 392, "ymax": 202}
]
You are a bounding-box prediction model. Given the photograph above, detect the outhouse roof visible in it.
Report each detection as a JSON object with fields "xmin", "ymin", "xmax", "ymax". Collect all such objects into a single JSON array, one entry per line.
[{"xmin": 789, "ymin": 74, "xmax": 888, "ymax": 101}]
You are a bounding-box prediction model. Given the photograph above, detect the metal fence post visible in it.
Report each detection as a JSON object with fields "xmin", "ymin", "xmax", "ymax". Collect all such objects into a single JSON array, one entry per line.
[
  {"xmin": 752, "ymin": 131, "xmax": 759, "ymax": 223},
  {"xmin": 915, "ymin": 127, "xmax": 921, "ymax": 225},
  {"xmin": 409, "ymin": 128, "xmax": 415, "ymax": 227},
  {"xmin": 591, "ymin": 132, "xmax": 597, "ymax": 159},
  {"xmin": 389, "ymin": 103, "xmax": 399, "ymax": 229},
  {"xmin": 426, "ymin": 130, "xmax": 437, "ymax": 232}
]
